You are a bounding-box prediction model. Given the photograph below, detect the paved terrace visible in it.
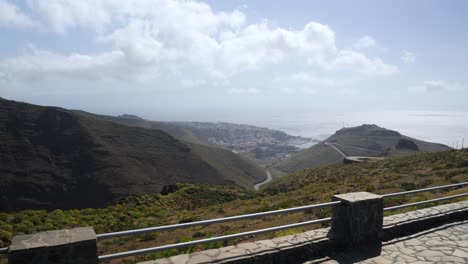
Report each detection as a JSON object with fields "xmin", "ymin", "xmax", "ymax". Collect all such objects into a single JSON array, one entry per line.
[
  {"xmin": 308, "ymin": 221, "xmax": 468, "ymax": 264},
  {"xmin": 140, "ymin": 201, "xmax": 468, "ymax": 264}
]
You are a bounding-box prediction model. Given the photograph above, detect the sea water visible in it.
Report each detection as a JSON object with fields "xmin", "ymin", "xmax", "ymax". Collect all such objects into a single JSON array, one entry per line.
[{"xmin": 228, "ymin": 111, "xmax": 468, "ymax": 148}]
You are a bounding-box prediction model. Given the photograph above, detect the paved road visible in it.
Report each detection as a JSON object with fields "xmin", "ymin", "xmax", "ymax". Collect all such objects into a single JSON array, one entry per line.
[
  {"xmin": 324, "ymin": 142, "xmax": 384, "ymax": 163},
  {"xmin": 254, "ymin": 170, "xmax": 272, "ymax": 190},
  {"xmin": 324, "ymin": 142, "xmax": 346, "ymax": 157},
  {"xmin": 329, "ymin": 142, "xmax": 382, "ymax": 154},
  {"xmin": 307, "ymin": 221, "xmax": 468, "ymax": 264}
]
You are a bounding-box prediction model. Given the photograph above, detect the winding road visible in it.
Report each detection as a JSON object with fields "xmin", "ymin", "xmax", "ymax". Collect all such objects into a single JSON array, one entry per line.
[
  {"xmin": 254, "ymin": 170, "xmax": 272, "ymax": 190},
  {"xmin": 324, "ymin": 142, "xmax": 384, "ymax": 162},
  {"xmin": 328, "ymin": 142, "xmax": 382, "ymax": 154},
  {"xmin": 324, "ymin": 142, "xmax": 347, "ymax": 157}
]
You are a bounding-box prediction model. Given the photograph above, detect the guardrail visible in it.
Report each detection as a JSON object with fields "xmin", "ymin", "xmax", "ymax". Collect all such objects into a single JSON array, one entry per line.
[
  {"xmin": 381, "ymin": 182, "xmax": 468, "ymax": 198},
  {"xmin": 99, "ymin": 218, "xmax": 331, "ymax": 260},
  {"xmin": 96, "ymin": 201, "xmax": 340, "ymax": 240},
  {"xmin": 384, "ymin": 193, "xmax": 468, "ymax": 211},
  {"xmin": 382, "ymin": 182, "xmax": 468, "ymax": 211},
  {"xmin": 97, "ymin": 201, "xmax": 340, "ymax": 261}
]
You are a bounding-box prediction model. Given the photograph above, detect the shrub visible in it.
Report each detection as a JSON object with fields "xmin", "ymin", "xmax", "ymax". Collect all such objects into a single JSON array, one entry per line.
[
  {"xmin": 192, "ymin": 231, "xmax": 206, "ymax": 238},
  {"xmin": 400, "ymin": 182, "xmax": 417, "ymax": 191},
  {"xmin": 0, "ymin": 230, "xmax": 12, "ymax": 246},
  {"xmin": 140, "ymin": 232, "xmax": 158, "ymax": 242},
  {"xmin": 456, "ymin": 160, "xmax": 468, "ymax": 168},
  {"xmin": 0, "ymin": 213, "xmax": 7, "ymax": 222}
]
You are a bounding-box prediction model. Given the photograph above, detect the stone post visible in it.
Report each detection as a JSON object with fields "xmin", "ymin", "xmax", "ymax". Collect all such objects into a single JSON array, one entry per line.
[
  {"xmin": 9, "ymin": 227, "xmax": 98, "ymax": 264},
  {"xmin": 329, "ymin": 192, "xmax": 383, "ymax": 246}
]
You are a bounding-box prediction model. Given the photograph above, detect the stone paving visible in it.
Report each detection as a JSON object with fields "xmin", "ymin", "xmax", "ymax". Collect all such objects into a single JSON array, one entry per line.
[
  {"xmin": 139, "ymin": 201, "xmax": 468, "ymax": 264},
  {"xmin": 307, "ymin": 220, "xmax": 468, "ymax": 264}
]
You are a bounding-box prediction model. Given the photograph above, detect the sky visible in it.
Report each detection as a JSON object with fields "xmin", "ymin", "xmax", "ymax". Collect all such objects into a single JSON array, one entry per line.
[{"xmin": 0, "ymin": 0, "xmax": 467, "ymax": 122}]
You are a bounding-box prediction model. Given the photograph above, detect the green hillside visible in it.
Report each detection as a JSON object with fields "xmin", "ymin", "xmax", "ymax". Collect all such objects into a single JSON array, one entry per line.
[
  {"xmin": 274, "ymin": 124, "xmax": 451, "ymax": 174},
  {"xmin": 1, "ymin": 149, "xmax": 467, "ymax": 263},
  {"xmin": 0, "ymin": 98, "xmax": 264, "ymax": 211}
]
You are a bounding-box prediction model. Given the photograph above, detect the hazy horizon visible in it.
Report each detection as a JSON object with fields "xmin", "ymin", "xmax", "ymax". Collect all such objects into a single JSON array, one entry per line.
[{"xmin": 4, "ymin": 95, "xmax": 467, "ymax": 148}]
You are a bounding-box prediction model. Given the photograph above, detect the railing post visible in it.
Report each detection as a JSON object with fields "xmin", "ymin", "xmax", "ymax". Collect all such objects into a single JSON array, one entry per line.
[
  {"xmin": 329, "ymin": 192, "xmax": 383, "ymax": 246},
  {"xmin": 8, "ymin": 227, "xmax": 98, "ymax": 264}
]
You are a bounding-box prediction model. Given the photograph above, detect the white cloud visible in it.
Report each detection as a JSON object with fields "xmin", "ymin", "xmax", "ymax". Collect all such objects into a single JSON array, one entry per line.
[
  {"xmin": 0, "ymin": 45, "xmax": 142, "ymax": 81},
  {"xmin": 28, "ymin": 0, "xmax": 246, "ymax": 34},
  {"xmin": 327, "ymin": 50, "xmax": 398, "ymax": 76},
  {"xmin": 354, "ymin": 35, "xmax": 377, "ymax": 49},
  {"xmin": 0, "ymin": 0, "xmax": 36, "ymax": 28},
  {"xmin": 0, "ymin": 0, "xmax": 398, "ymax": 83},
  {"xmin": 400, "ymin": 51, "xmax": 416, "ymax": 63},
  {"xmin": 279, "ymin": 86, "xmax": 317, "ymax": 95},
  {"xmin": 409, "ymin": 80, "xmax": 465, "ymax": 93},
  {"xmin": 290, "ymin": 72, "xmax": 338, "ymax": 87},
  {"xmin": 227, "ymin": 87, "xmax": 260, "ymax": 94},
  {"xmin": 28, "ymin": 0, "xmax": 112, "ymax": 33},
  {"xmin": 180, "ymin": 79, "xmax": 207, "ymax": 87}
]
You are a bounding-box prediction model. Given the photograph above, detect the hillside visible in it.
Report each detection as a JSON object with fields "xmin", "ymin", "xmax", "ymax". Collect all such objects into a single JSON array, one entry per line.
[
  {"xmin": 0, "ymin": 98, "xmax": 264, "ymax": 211},
  {"xmin": 74, "ymin": 112, "xmax": 316, "ymax": 165},
  {"xmin": 0, "ymin": 149, "xmax": 466, "ymax": 263},
  {"xmin": 274, "ymin": 124, "xmax": 451, "ymax": 174},
  {"xmin": 184, "ymin": 142, "xmax": 266, "ymax": 189}
]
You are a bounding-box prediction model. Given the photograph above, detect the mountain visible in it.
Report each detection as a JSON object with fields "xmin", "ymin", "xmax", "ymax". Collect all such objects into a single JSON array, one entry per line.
[
  {"xmin": 0, "ymin": 98, "xmax": 264, "ymax": 211},
  {"xmin": 74, "ymin": 111, "xmax": 316, "ymax": 165},
  {"xmin": 274, "ymin": 124, "xmax": 451, "ymax": 174}
]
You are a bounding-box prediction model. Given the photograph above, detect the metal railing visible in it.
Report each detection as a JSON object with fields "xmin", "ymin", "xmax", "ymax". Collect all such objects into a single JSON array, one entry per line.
[
  {"xmin": 97, "ymin": 201, "xmax": 339, "ymax": 261},
  {"xmin": 382, "ymin": 182, "xmax": 468, "ymax": 211},
  {"xmin": 384, "ymin": 193, "xmax": 468, "ymax": 211},
  {"xmin": 99, "ymin": 217, "xmax": 331, "ymax": 261},
  {"xmin": 97, "ymin": 201, "xmax": 340, "ymax": 240},
  {"xmin": 382, "ymin": 182, "xmax": 468, "ymax": 198}
]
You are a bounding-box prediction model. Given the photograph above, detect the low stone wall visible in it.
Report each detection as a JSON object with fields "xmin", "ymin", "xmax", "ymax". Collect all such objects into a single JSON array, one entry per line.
[
  {"xmin": 382, "ymin": 200, "xmax": 468, "ymax": 241},
  {"xmin": 8, "ymin": 227, "xmax": 97, "ymax": 264},
  {"xmin": 141, "ymin": 201, "xmax": 468, "ymax": 264}
]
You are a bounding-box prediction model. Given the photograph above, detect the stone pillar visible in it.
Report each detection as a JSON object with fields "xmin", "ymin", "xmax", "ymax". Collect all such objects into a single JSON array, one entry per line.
[
  {"xmin": 329, "ymin": 192, "xmax": 383, "ymax": 246},
  {"xmin": 9, "ymin": 227, "xmax": 98, "ymax": 264}
]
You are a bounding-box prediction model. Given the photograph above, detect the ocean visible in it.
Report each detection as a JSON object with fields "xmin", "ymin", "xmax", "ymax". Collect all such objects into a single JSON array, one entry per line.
[{"xmin": 225, "ymin": 111, "xmax": 468, "ymax": 148}]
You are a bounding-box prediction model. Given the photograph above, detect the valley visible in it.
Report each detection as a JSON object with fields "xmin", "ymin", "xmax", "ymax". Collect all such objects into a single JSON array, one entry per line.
[{"xmin": 80, "ymin": 112, "xmax": 318, "ymax": 165}]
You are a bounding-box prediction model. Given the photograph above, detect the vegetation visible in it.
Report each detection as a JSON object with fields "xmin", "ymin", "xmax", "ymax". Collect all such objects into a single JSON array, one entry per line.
[{"xmin": 1, "ymin": 149, "xmax": 467, "ymax": 263}]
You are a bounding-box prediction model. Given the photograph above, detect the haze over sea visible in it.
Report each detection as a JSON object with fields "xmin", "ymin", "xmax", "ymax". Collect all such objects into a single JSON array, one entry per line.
[{"xmin": 156, "ymin": 110, "xmax": 468, "ymax": 148}]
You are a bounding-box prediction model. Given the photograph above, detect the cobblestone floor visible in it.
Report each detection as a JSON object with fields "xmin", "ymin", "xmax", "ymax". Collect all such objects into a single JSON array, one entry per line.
[{"xmin": 307, "ymin": 221, "xmax": 468, "ymax": 264}]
